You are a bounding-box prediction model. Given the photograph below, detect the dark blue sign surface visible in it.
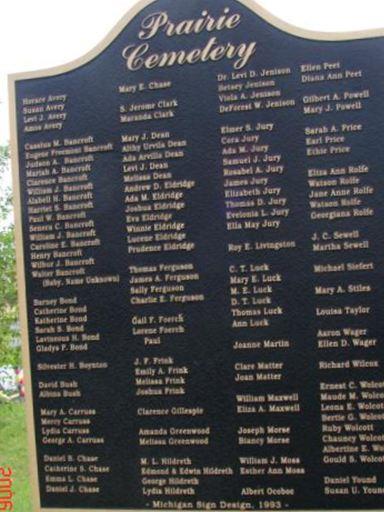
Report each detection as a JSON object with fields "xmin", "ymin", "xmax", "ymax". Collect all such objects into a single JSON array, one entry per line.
[{"xmin": 11, "ymin": 0, "xmax": 384, "ymax": 510}]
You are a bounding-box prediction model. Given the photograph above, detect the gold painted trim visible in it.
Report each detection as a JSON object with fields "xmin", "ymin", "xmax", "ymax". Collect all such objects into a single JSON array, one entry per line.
[{"xmin": 7, "ymin": 0, "xmax": 384, "ymax": 511}]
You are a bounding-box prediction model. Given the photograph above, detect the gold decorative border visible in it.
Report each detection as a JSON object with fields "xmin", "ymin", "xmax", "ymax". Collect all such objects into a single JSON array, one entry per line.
[{"xmin": 8, "ymin": 0, "xmax": 384, "ymax": 511}]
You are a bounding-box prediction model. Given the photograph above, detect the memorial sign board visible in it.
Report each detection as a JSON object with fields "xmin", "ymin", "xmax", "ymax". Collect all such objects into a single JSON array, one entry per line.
[{"xmin": 8, "ymin": 0, "xmax": 384, "ymax": 510}]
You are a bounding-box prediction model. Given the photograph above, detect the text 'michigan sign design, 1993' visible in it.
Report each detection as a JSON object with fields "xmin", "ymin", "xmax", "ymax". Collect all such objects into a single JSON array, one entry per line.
[{"xmin": 8, "ymin": 0, "xmax": 384, "ymax": 511}]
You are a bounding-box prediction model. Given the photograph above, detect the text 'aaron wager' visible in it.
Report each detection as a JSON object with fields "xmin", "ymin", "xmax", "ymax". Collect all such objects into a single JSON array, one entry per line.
[{"xmin": 122, "ymin": 8, "xmax": 257, "ymax": 71}]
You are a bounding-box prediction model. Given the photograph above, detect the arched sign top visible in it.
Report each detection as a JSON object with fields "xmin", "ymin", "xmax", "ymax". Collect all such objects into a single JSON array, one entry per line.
[
  {"xmin": 9, "ymin": 0, "xmax": 384, "ymax": 83},
  {"xmin": 9, "ymin": 1, "xmax": 384, "ymax": 511}
]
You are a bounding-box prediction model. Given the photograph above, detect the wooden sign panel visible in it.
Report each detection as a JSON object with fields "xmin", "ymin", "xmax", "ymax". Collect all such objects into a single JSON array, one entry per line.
[{"xmin": 9, "ymin": 0, "xmax": 384, "ymax": 510}]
